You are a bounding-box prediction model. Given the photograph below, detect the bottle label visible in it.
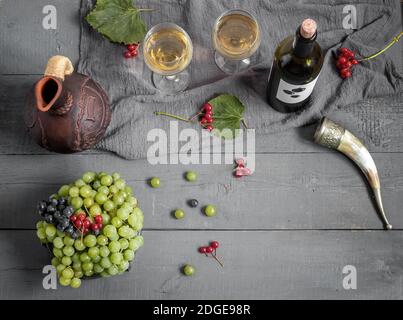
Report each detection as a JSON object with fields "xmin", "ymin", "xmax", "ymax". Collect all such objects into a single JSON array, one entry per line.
[{"xmin": 275, "ymin": 75, "xmax": 319, "ymax": 104}]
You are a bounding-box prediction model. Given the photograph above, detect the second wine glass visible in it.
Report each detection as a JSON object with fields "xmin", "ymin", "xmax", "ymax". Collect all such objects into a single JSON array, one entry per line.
[
  {"xmin": 212, "ymin": 9, "xmax": 261, "ymax": 75},
  {"xmin": 143, "ymin": 23, "xmax": 193, "ymax": 94}
]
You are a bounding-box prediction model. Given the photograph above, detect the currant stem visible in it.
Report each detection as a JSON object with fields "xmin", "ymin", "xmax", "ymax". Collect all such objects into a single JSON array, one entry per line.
[
  {"xmin": 189, "ymin": 112, "xmax": 202, "ymax": 121},
  {"xmin": 154, "ymin": 111, "xmax": 190, "ymax": 122},
  {"xmin": 359, "ymin": 31, "xmax": 403, "ymax": 61},
  {"xmin": 241, "ymin": 119, "xmax": 248, "ymax": 129},
  {"xmin": 211, "ymin": 253, "xmax": 224, "ymax": 268}
]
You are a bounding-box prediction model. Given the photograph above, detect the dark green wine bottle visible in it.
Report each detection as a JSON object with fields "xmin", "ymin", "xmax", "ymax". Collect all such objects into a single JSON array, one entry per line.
[{"xmin": 267, "ymin": 19, "xmax": 324, "ymax": 113}]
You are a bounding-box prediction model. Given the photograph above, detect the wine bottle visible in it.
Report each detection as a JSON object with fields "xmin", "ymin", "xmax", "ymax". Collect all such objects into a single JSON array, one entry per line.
[{"xmin": 267, "ymin": 19, "xmax": 324, "ymax": 113}]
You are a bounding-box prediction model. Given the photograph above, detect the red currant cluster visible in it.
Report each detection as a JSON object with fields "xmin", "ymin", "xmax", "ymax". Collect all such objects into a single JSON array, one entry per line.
[
  {"xmin": 199, "ymin": 103, "xmax": 214, "ymax": 132},
  {"xmin": 70, "ymin": 212, "xmax": 103, "ymax": 236},
  {"xmin": 123, "ymin": 43, "xmax": 139, "ymax": 59},
  {"xmin": 199, "ymin": 241, "xmax": 223, "ymax": 267},
  {"xmin": 335, "ymin": 47, "xmax": 359, "ymax": 79}
]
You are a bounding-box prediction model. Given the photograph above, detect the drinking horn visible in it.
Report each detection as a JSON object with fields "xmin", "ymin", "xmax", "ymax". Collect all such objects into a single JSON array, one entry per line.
[{"xmin": 314, "ymin": 117, "xmax": 392, "ymax": 230}]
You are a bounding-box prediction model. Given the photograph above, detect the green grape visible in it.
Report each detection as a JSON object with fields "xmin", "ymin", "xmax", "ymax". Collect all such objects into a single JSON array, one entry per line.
[
  {"xmin": 121, "ymin": 202, "xmax": 133, "ymax": 212},
  {"xmin": 150, "ymin": 177, "xmax": 160, "ymax": 188},
  {"xmin": 84, "ymin": 234, "xmax": 97, "ymax": 248},
  {"xmin": 115, "ymin": 179, "xmax": 126, "ymax": 190},
  {"xmin": 97, "ymin": 235, "xmax": 109, "ymax": 246},
  {"xmin": 62, "ymin": 246, "xmax": 75, "ymax": 257},
  {"xmin": 132, "ymin": 207, "xmax": 143, "ymax": 217},
  {"xmin": 36, "ymin": 228, "xmax": 46, "ymax": 240},
  {"xmin": 56, "ymin": 230, "xmax": 65, "ymax": 237},
  {"xmin": 63, "ymin": 236, "xmax": 75, "ymax": 247},
  {"xmin": 74, "ymin": 179, "xmax": 86, "ymax": 187},
  {"xmin": 118, "ymin": 226, "xmax": 131, "ymax": 238},
  {"xmin": 185, "ymin": 171, "xmax": 198, "ymax": 182},
  {"xmin": 128, "ymin": 214, "xmax": 139, "ymax": 228},
  {"xmin": 111, "ymin": 217, "xmax": 123, "ymax": 228},
  {"xmin": 71, "ymin": 253, "xmax": 80, "ymax": 263},
  {"xmin": 131, "ymin": 220, "xmax": 143, "ymax": 231},
  {"xmin": 101, "ymin": 213, "xmax": 111, "ymax": 225},
  {"xmin": 74, "ymin": 270, "xmax": 84, "ymax": 278},
  {"xmin": 112, "ymin": 193, "xmax": 125, "ymax": 206},
  {"xmin": 89, "ymin": 204, "xmax": 102, "ymax": 217},
  {"xmin": 90, "ymin": 190, "xmax": 97, "ymax": 198},
  {"xmin": 73, "ymin": 261, "xmax": 82, "ymax": 271},
  {"xmin": 84, "ymin": 270, "xmax": 94, "ymax": 277},
  {"xmin": 56, "ymin": 264, "xmax": 66, "ymax": 274},
  {"xmin": 53, "ymin": 237, "xmax": 64, "ymax": 249},
  {"xmin": 70, "ymin": 277, "xmax": 81, "ymax": 288},
  {"xmin": 51, "ymin": 257, "xmax": 60, "ymax": 267},
  {"xmin": 109, "ymin": 233, "xmax": 119, "ymax": 241},
  {"xmin": 118, "ymin": 261, "xmax": 130, "ymax": 272},
  {"xmin": 95, "ymin": 192, "xmax": 108, "ymax": 205},
  {"xmin": 98, "ymin": 186, "xmax": 109, "ymax": 195},
  {"xmin": 99, "ymin": 246, "xmax": 110, "ymax": 258},
  {"xmin": 62, "ymin": 268, "xmax": 74, "ymax": 279},
  {"xmin": 82, "ymin": 172, "xmax": 96, "ymax": 183},
  {"xmin": 103, "ymin": 225, "xmax": 117, "ymax": 239},
  {"xmin": 129, "ymin": 236, "xmax": 144, "ymax": 251},
  {"xmin": 110, "ymin": 252, "xmax": 123, "ymax": 265},
  {"xmin": 74, "ymin": 239, "xmax": 86, "ymax": 251},
  {"xmin": 183, "ymin": 264, "xmax": 195, "ymax": 276},
  {"xmin": 88, "ymin": 247, "xmax": 100, "ymax": 259},
  {"xmin": 93, "ymin": 180, "xmax": 101, "ymax": 190},
  {"xmin": 108, "ymin": 240, "xmax": 121, "ymax": 253},
  {"xmin": 100, "ymin": 257, "xmax": 112, "ymax": 269},
  {"xmin": 103, "ymin": 200, "xmax": 115, "ymax": 212},
  {"xmin": 119, "ymin": 238, "xmax": 129, "ymax": 250},
  {"xmin": 120, "ymin": 190, "xmax": 128, "ymax": 199},
  {"xmin": 79, "ymin": 185, "xmax": 92, "ymax": 198},
  {"xmin": 61, "ymin": 256, "xmax": 72, "ymax": 266},
  {"xmin": 46, "ymin": 234, "xmax": 56, "ymax": 242},
  {"xmin": 53, "ymin": 248, "xmax": 63, "ymax": 258},
  {"xmin": 69, "ymin": 186, "xmax": 79, "ymax": 198},
  {"xmin": 36, "ymin": 221, "xmax": 44, "ymax": 229},
  {"xmin": 109, "ymin": 185, "xmax": 119, "ymax": 195},
  {"xmin": 98, "ymin": 171, "xmax": 107, "ymax": 178},
  {"xmin": 112, "ymin": 172, "xmax": 121, "ymax": 181},
  {"xmin": 59, "ymin": 276, "xmax": 71, "ymax": 286},
  {"xmin": 83, "ymin": 197, "xmax": 94, "ymax": 208},
  {"xmin": 58, "ymin": 185, "xmax": 70, "ymax": 197},
  {"xmin": 101, "ymin": 175, "xmax": 113, "ymax": 186},
  {"xmin": 101, "ymin": 271, "xmax": 110, "ymax": 278},
  {"xmin": 204, "ymin": 205, "xmax": 216, "ymax": 217},
  {"xmin": 80, "ymin": 252, "xmax": 91, "ymax": 263},
  {"xmin": 117, "ymin": 208, "xmax": 129, "ymax": 220},
  {"xmin": 45, "ymin": 225, "xmax": 57, "ymax": 237},
  {"xmin": 94, "ymin": 264, "xmax": 104, "ymax": 274},
  {"xmin": 71, "ymin": 197, "xmax": 83, "ymax": 210},
  {"xmin": 127, "ymin": 196, "xmax": 138, "ymax": 207},
  {"xmin": 82, "ymin": 261, "xmax": 93, "ymax": 272},
  {"xmin": 108, "ymin": 265, "xmax": 119, "ymax": 276},
  {"xmin": 124, "ymin": 249, "xmax": 135, "ymax": 261},
  {"xmin": 124, "ymin": 186, "xmax": 133, "ymax": 196},
  {"xmin": 92, "ymin": 255, "xmax": 101, "ymax": 263}
]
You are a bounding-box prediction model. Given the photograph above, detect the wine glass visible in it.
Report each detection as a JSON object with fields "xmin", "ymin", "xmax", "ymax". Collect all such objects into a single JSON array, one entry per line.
[
  {"xmin": 212, "ymin": 9, "xmax": 261, "ymax": 74},
  {"xmin": 143, "ymin": 23, "xmax": 193, "ymax": 94}
]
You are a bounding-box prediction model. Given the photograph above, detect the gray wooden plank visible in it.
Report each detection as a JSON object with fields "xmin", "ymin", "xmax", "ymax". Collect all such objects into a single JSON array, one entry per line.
[
  {"xmin": 0, "ymin": 229, "xmax": 402, "ymax": 299},
  {"xmin": 0, "ymin": 153, "xmax": 402, "ymax": 229},
  {"xmin": 0, "ymin": 0, "xmax": 80, "ymax": 74},
  {"xmin": 1, "ymin": 75, "xmax": 403, "ymax": 155}
]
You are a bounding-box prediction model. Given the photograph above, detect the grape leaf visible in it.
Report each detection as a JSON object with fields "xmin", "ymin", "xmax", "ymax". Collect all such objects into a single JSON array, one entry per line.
[
  {"xmin": 85, "ymin": 0, "xmax": 148, "ymax": 44},
  {"xmin": 208, "ymin": 94, "xmax": 246, "ymax": 139}
]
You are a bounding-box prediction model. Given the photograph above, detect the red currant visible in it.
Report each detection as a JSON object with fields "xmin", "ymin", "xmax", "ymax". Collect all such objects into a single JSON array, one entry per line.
[
  {"xmin": 204, "ymin": 114, "xmax": 212, "ymax": 121},
  {"xmin": 206, "ymin": 125, "xmax": 213, "ymax": 132},
  {"xmin": 130, "ymin": 50, "xmax": 138, "ymax": 57},
  {"xmin": 91, "ymin": 224, "xmax": 99, "ymax": 231},
  {"xmin": 127, "ymin": 44, "xmax": 138, "ymax": 51},
  {"xmin": 124, "ymin": 51, "xmax": 133, "ymax": 59},
  {"xmin": 205, "ymin": 246, "xmax": 214, "ymax": 253},
  {"xmin": 70, "ymin": 215, "xmax": 77, "ymax": 222},
  {"xmin": 74, "ymin": 220, "xmax": 82, "ymax": 228},
  {"xmin": 97, "ymin": 223, "xmax": 103, "ymax": 230},
  {"xmin": 207, "ymin": 118, "xmax": 213, "ymax": 124},
  {"xmin": 351, "ymin": 59, "xmax": 358, "ymax": 65},
  {"xmin": 202, "ymin": 103, "xmax": 212, "ymax": 112},
  {"xmin": 83, "ymin": 220, "xmax": 91, "ymax": 228},
  {"xmin": 83, "ymin": 228, "xmax": 89, "ymax": 234},
  {"xmin": 339, "ymin": 47, "xmax": 350, "ymax": 54},
  {"xmin": 199, "ymin": 247, "xmax": 207, "ymax": 254},
  {"xmin": 338, "ymin": 56, "xmax": 347, "ymax": 64},
  {"xmin": 210, "ymin": 241, "xmax": 219, "ymax": 249},
  {"xmin": 340, "ymin": 68, "xmax": 352, "ymax": 79},
  {"xmin": 94, "ymin": 215, "xmax": 103, "ymax": 224},
  {"xmin": 200, "ymin": 118, "xmax": 207, "ymax": 124},
  {"xmin": 78, "ymin": 213, "xmax": 86, "ymax": 221}
]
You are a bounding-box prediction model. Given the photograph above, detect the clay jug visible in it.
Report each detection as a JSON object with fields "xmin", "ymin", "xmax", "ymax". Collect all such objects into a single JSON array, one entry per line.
[{"xmin": 25, "ymin": 55, "xmax": 111, "ymax": 153}]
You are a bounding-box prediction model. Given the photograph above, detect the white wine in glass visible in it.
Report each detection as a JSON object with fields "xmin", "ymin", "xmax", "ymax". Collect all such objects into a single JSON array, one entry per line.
[
  {"xmin": 212, "ymin": 10, "xmax": 261, "ymax": 74},
  {"xmin": 143, "ymin": 23, "xmax": 193, "ymax": 93}
]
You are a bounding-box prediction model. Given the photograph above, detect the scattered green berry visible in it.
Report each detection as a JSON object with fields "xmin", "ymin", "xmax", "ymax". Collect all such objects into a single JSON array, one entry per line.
[
  {"xmin": 204, "ymin": 205, "xmax": 216, "ymax": 217},
  {"xmin": 150, "ymin": 177, "xmax": 161, "ymax": 188},
  {"xmin": 174, "ymin": 209, "xmax": 185, "ymax": 219},
  {"xmin": 183, "ymin": 264, "xmax": 195, "ymax": 276},
  {"xmin": 185, "ymin": 171, "xmax": 198, "ymax": 182}
]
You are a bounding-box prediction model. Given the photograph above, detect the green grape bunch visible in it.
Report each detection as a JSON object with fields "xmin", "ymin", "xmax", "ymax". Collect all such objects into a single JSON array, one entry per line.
[{"xmin": 35, "ymin": 172, "xmax": 144, "ymax": 289}]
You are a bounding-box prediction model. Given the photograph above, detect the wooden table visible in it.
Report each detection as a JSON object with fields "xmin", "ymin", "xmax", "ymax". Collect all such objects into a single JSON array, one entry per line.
[{"xmin": 0, "ymin": 0, "xmax": 402, "ymax": 299}]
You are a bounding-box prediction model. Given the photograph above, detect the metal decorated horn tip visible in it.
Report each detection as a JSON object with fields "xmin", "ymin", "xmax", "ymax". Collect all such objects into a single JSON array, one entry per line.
[{"xmin": 313, "ymin": 117, "xmax": 345, "ymax": 150}]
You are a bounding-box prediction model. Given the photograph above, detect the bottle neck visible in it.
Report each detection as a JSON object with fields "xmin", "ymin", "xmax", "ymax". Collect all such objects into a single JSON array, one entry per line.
[{"xmin": 292, "ymin": 27, "xmax": 316, "ymax": 58}]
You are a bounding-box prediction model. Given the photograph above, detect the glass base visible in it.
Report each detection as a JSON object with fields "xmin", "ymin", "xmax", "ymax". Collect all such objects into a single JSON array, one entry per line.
[
  {"xmin": 152, "ymin": 71, "xmax": 190, "ymax": 94},
  {"xmin": 214, "ymin": 51, "xmax": 251, "ymax": 75}
]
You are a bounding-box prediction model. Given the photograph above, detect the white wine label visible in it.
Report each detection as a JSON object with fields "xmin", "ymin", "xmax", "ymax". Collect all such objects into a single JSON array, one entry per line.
[{"xmin": 275, "ymin": 75, "xmax": 319, "ymax": 104}]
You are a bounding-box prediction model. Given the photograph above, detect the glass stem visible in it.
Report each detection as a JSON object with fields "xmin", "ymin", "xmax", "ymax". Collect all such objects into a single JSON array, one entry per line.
[{"xmin": 359, "ymin": 32, "xmax": 402, "ymax": 61}]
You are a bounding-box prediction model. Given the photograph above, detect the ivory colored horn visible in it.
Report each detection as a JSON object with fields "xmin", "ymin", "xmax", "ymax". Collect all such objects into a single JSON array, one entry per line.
[{"xmin": 314, "ymin": 117, "xmax": 392, "ymax": 230}]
